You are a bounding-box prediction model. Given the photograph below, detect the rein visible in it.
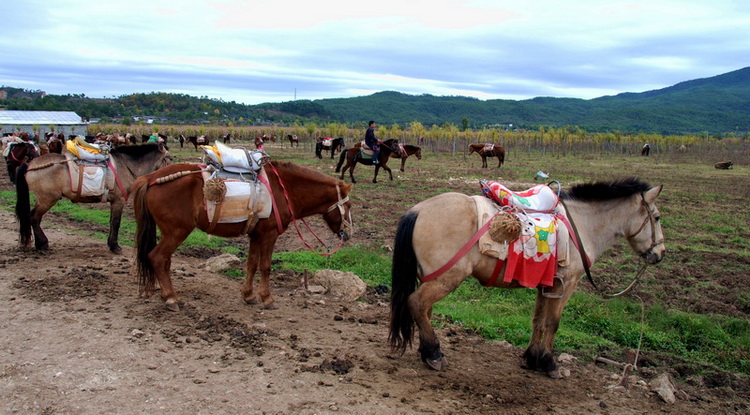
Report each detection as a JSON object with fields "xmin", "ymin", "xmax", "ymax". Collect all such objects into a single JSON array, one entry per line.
[{"xmin": 266, "ymin": 162, "xmax": 350, "ymax": 256}]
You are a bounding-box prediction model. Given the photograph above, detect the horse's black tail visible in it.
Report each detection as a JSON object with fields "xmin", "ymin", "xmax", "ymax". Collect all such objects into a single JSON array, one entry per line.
[
  {"xmin": 132, "ymin": 177, "xmax": 157, "ymax": 296},
  {"xmin": 15, "ymin": 163, "xmax": 32, "ymax": 247},
  {"xmin": 335, "ymin": 149, "xmax": 347, "ymax": 172},
  {"xmin": 389, "ymin": 210, "xmax": 420, "ymax": 354}
]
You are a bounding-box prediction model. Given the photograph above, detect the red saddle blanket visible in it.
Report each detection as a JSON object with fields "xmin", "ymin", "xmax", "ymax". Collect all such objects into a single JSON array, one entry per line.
[{"xmin": 480, "ymin": 181, "xmax": 563, "ymax": 288}]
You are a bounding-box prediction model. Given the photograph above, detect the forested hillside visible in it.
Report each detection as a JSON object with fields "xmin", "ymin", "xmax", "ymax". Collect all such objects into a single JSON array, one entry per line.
[{"xmin": 2, "ymin": 66, "xmax": 749, "ymax": 134}]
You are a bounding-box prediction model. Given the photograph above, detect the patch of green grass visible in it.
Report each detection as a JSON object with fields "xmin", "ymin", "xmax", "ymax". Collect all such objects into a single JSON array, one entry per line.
[{"xmin": 271, "ymin": 245, "xmax": 392, "ymax": 287}]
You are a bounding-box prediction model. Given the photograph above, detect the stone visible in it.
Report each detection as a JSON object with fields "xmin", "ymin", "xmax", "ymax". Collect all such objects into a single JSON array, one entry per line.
[
  {"xmin": 649, "ymin": 373, "xmax": 676, "ymax": 404},
  {"xmin": 204, "ymin": 253, "xmax": 242, "ymax": 272},
  {"xmin": 312, "ymin": 269, "xmax": 367, "ymax": 302}
]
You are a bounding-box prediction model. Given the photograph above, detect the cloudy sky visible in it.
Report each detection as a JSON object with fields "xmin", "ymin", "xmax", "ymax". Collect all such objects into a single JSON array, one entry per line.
[{"xmin": 1, "ymin": 0, "xmax": 748, "ymax": 105}]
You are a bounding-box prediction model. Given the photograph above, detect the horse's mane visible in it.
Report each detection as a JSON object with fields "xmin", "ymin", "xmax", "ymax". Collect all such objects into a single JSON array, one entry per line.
[
  {"xmin": 561, "ymin": 177, "xmax": 652, "ymax": 201},
  {"xmin": 271, "ymin": 160, "xmax": 337, "ymax": 183},
  {"xmin": 110, "ymin": 143, "xmax": 163, "ymax": 158}
]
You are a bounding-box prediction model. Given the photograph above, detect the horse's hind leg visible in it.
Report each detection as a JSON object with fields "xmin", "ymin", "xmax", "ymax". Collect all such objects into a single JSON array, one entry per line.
[
  {"xmin": 409, "ymin": 273, "xmax": 466, "ymax": 370},
  {"xmin": 29, "ymin": 206, "xmax": 50, "ymax": 251},
  {"xmin": 400, "ymin": 158, "xmax": 406, "ymax": 172},
  {"xmin": 149, "ymin": 231, "xmax": 191, "ymax": 310}
]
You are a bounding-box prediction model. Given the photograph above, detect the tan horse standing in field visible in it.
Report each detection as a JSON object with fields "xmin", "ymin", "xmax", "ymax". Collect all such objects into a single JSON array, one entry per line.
[
  {"xmin": 468, "ymin": 143, "xmax": 505, "ymax": 168},
  {"xmin": 15, "ymin": 143, "xmax": 171, "ymax": 253},
  {"xmin": 389, "ymin": 178, "xmax": 665, "ymax": 377}
]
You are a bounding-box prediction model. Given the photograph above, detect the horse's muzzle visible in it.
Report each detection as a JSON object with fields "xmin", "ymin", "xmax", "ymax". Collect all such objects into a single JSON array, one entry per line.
[
  {"xmin": 642, "ymin": 249, "xmax": 664, "ymax": 265},
  {"xmin": 338, "ymin": 230, "xmax": 350, "ymax": 242}
]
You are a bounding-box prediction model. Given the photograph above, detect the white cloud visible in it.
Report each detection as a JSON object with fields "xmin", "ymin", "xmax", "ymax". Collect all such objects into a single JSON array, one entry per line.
[{"xmin": 0, "ymin": 0, "xmax": 748, "ymax": 104}]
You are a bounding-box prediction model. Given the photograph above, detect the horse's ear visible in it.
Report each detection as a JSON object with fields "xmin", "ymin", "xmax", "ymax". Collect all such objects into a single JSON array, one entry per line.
[
  {"xmin": 643, "ymin": 185, "xmax": 663, "ymax": 204},
  {"xmin": 342, "ymin": 183, "xmax": 354, "ymax": 195}
]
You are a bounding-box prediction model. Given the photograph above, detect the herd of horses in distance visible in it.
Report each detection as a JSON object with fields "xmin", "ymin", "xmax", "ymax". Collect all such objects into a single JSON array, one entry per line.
[{"xmin": 1, "ymin": 127, "xmax": 677, "ymax": 379}]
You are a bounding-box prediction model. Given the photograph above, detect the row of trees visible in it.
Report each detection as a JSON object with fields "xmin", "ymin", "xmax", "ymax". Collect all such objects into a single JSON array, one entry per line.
[{"xmin": 94, "ymin": 122, "xmax": 749, "ymax": 159}]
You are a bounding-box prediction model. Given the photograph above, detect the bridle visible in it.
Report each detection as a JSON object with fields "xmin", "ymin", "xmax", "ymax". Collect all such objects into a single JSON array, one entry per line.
[
  {"xmin": 627, "ymin": 195, "xmax": 663, "ymax": 260},
  {"xmin": 326, "ymin": 184, "xmax": 353, "ymax": 240}
]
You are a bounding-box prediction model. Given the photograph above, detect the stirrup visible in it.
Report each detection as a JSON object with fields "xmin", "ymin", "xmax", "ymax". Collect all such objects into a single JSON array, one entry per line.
[{"xmin": 542, "ymin": 275, "xmax": 566, "ymax": 299}]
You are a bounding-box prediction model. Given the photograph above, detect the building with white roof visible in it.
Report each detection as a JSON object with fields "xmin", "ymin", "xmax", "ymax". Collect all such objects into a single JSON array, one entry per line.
[{"xmin": 0, "ymin": 110, "xmax": 87, "ymax": 137}]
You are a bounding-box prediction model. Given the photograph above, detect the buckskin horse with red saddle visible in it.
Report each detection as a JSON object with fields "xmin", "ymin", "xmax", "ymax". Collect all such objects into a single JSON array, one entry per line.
[{"xmin": 389, "ymin": 177, "xmax": 665, "ymax": 378}]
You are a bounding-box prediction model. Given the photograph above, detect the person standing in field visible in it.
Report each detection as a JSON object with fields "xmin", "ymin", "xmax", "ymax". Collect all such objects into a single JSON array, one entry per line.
[{"xmin": 365, "ymin": 120, "xmax": 381, "ymax": 164}]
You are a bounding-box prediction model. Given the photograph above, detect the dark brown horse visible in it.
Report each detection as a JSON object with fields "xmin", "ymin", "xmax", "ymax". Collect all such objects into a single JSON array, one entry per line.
[
  {"xmin": 46, "ymin": 137, "xmax": 64, "ymax": 154},
  {"xmin": 223, "ymin": 132, "xmax": 231, "ymax": 144},
  {"xmin": 389, "ymin": 178, "xmax": 665, "ymax": 377},
  {"xmin": 315, "ymin": 137, "xmax": 345, "ymax": 159},
  {"xmin": 184, "ymin": 135, "xmax": 210, "ymax": 151},
  {"xmin": 16, "ymin": 143, "xmax": 171, "ymax": 253},
  {"xmin": 389, "ymin": 144, "xmax": 422, "ymax": 172},
  {"xmin": 468, "ymin": 143, "xmax": 505, "ymax": 168},
  {"xmin": 287, "ymin": 134, "xmax": 299, "ymax": 147},
  {"xmin": 5, "ymin": 141, "xmax": 40, "ymax": 184},
  {"xmin": 335, "ymin": 138, "xmax": 399, "ymax": 183},
  {"xmin": 131, "ymin": 161, "xmax": 354, "ymax": 310}
]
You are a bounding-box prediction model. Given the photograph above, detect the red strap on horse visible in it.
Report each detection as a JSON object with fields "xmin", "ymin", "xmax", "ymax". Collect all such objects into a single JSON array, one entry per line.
[
  {"xmin": 482, "ymin": 257, "xmax": 505, "ymax": 287},
  {"xmin": 266, "ymin": 162, "xmax": 344, "ymax": 256},
  {"xmin": 106, "ymin": 160, "xmax": 128, "ymax": 201},
  {"xmin": 421, "ymin": 211, "xmax": 501, "ymax": 283},
  {"xmin": 256, "ymin": 172, "xmax": 284, "ymax": 234}
]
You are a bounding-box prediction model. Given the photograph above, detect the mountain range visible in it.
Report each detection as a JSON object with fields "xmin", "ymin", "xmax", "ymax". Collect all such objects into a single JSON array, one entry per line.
[{"xmin": 2, "ymin": 66, "xmax": 749, "ymax": 135}]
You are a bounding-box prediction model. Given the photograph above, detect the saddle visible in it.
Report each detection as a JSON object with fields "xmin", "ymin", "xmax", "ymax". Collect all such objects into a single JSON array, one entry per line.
[
  {"xmin": 65, "ymin": 136, "xmax": 109, "ymax": 161},
  {"xmin": 475, "ymin": 181, "xmax": 571, "ymax": 289},
  {"xmin": 200, "ymin": 142, "xmax": 272, "ymax": 232},
  {"xmin": 320, "ymin": 137, "xmax": 333, "ymax": 147},
  {"xmin": 358, "ymin": 140, "xmax": 375, "ymax": 157},
  {"xmin": 201, "ymin": 141, "xmax": 268, "ymax": 174},
  {"xmin": 63, "ymin": 137, "xmax": 112, "ymax": 200},
  {"xmin": 483, "ymin": 143, "xmax": 495, "ymax": 153}
]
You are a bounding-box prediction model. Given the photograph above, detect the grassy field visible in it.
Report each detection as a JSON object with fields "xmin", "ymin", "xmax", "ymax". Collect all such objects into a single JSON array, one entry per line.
[{"xmin": 3, "ymin": 137, "xmax": 748, "ymax": 379}]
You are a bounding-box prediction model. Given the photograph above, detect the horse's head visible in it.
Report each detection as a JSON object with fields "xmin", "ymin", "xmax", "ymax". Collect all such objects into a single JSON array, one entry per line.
[
  {"xmin": 321, "ymin": 183, "xmax": 354, "ymax": 242},
  {"xmin": 468, "ymin": 145, "xmax": 476, "ymax": 155},
  {"xmin": 414, "ymin": 147, "xmax": 422, "ymax": 160},
  {"xmin": 156, "ymin": 143, "xmax": 173, "ymax": 168},
  {"xmin": 626, "ymin": 185, "xmax": 666, "ymax": 264}
]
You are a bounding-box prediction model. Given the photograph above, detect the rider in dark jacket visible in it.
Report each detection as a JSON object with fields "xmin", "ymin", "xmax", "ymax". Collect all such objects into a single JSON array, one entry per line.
[{"xmin": 365, "ymin": 120, "xmax": 381, "ymax": 164}]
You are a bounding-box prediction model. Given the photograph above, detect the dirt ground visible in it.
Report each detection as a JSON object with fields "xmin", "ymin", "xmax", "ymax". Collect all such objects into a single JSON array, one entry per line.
[{"xmin": 1, "ymin": 146, "xmax": 748, "ymax": 414}]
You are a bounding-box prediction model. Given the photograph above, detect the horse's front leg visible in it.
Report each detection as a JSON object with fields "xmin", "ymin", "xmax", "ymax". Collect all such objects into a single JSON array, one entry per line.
[
  {"xmin": 400, "ymin": 157, "xmax": 406, "ymax": 172},
  {"xmin": 372, "ymin": 164, "xmax": 380, "ymax": 183},
  {"xmin": 107, "ymin": 197, "xmax": 125, "ymax": 254},
  {"xmin": 524, "ymin": 272, "xmax": 581, "ymax": 378}
]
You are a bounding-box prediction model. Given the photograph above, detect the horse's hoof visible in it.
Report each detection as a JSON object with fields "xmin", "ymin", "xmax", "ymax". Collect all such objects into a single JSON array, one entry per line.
[
  {"xmin": 110, "ymin": 245, "xmax": 123, "ymax": 255},
  {"xmin": 164, "ymin": 300, "xmax": 180, "ymax": 312},
  {"xmin": 547, "ymin": 367, "xmax": 570, "ymax": 379},
  {"xmin": 263, "ymin": 302, "xmax": 278, "ymax": 310},
  {"xmin": 244, "ymin": 297, "xmax": 258, "ymax": 305},
  {"xmin": 165, "ymin": 303, "xmax": 180, "ymax": 312},
  {"xmin": 425, "ymin": 357, "xmax": 448, "ymax": 371}
]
